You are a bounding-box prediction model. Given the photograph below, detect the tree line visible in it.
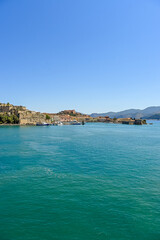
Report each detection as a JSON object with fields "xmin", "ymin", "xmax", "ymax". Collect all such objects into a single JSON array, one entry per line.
[{"xmin": 0, "ymin": 114, "xmax": 19, "ymax": 124}]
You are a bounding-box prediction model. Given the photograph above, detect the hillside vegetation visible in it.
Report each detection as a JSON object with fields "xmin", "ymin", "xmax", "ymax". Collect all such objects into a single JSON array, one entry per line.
[{"xmin": 0, "ymin": 114, "xmax": 19, "ymax": 124}]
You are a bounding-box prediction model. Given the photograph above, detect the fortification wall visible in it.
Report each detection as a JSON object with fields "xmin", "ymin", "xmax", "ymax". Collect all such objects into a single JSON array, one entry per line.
[
  {"xmin": 0, "ymin": 104, "xmax": 26, "ymax": 114},
  {"xmin": 19, "ymin": 111, "xmax": 51, "ymax": 125},
  {"xmin": 0, "ymin": 105, "xmax": 10, "ymax": 113}
]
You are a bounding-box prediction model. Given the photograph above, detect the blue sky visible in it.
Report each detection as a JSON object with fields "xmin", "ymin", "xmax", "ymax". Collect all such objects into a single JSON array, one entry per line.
[{"xmin": 0, "ymin": 0, "xmax": 160, "ymax": 113}]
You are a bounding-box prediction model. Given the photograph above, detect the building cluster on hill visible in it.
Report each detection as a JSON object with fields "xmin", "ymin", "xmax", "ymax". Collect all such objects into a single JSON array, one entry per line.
[
  {"xmin": 0, "ymin": 103, "xmax": 146, "ymax": 125},
  {"xmin": 44, "ymin": 110, "xmax": 91, "ymax": 124}
]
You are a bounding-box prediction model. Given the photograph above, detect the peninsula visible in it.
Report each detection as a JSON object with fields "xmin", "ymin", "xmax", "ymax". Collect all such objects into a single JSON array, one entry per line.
[{"xmin": 0, "ymin": 103, "xmax": 146, "ymax": 126}]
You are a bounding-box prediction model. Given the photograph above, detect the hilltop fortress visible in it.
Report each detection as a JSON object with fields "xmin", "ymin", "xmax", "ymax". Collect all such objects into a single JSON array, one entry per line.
[
  {"xmin": 0, "ymin": 103, "xmax": 146, "ymax": 125},
  {"xmin": 0, "ymin": 103, "xmax": 51, "ymax": 125}
]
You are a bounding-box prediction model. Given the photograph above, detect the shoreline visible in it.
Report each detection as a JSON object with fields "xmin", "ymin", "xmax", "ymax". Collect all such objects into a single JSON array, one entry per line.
[{"xmin": 0, "ymin": 121, "xmax": 154, "ymax": 127}]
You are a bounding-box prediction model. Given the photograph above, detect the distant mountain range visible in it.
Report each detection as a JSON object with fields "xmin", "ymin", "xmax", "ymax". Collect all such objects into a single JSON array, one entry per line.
[
  {"xmin": 145, "ymin": 113, "xmax": 160, "ymax": 120},
  {"xmin": 90, "ymin": 106, "xmax": 160, "ymax": 119}
]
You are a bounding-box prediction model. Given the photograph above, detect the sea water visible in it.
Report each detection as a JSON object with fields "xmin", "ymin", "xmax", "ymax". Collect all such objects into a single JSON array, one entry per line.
[{"xmin": 0, "ymin": 122, "xmax": 160, "ymax": 240}]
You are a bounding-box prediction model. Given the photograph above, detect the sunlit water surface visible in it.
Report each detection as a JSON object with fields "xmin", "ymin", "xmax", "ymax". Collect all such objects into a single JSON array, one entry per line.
[{"xmin": 0, "ymin": 122, "xmax": 160, "ymax": 240}]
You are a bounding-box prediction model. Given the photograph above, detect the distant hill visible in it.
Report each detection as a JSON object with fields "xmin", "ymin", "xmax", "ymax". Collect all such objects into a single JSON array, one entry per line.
[
  {"xmin": 145, "ymin": 113, "xmax": 160, "ymax": 120},
  {"xmin": 90, "ymin": 106, "xmax": 160, "ymax": 119}
]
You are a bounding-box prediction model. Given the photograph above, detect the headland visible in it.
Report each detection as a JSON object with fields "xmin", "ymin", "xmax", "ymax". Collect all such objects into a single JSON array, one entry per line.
[{"xmin": 0, "ymin": 103, "xmax": 146, "ymax": 126}]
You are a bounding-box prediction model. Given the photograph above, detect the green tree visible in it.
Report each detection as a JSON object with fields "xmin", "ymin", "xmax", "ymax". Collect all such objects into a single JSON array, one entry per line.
[
  {"xmin": 46, "ymin": 114, "xmax": 51, "ymax": 120},
  {"xmin": 0, "ymin": 113, "xmax": 19, "ymax": 124},
  {"xmin": 13, "ymin": 115, "xmax": 19, "ymax": 124},
  {"xmin": 1, "ymin": 115, "xmax": 7, "ymax": 123}
]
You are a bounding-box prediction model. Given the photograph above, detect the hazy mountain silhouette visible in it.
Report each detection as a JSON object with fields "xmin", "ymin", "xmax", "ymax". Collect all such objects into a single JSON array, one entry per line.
[{"xmin": 90, "ymin": 106, "xmax": 160, "ymax": 119}]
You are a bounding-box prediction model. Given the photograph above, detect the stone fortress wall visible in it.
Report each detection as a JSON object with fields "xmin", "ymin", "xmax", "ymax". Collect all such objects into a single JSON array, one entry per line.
[
  {"xmin": 0, "ymin": 103, "xmax": 51, "ymax": 125},
  {"xmin": 19, "ymin": 110, "xmax": 49, "ymax": 125}
]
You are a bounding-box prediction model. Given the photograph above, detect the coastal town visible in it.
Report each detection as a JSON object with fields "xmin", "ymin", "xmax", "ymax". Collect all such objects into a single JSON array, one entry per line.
[{"xmin": 0, "ymin": 103, "xmax": 146, "ymax": 126}]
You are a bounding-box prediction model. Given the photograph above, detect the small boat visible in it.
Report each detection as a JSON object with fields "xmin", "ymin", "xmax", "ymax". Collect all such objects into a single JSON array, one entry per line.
[
  {"xmin": 36, "ymin": 122, "xmax": 50, "ymax": 126},
  {"xmin": 57, "ymin": 121, "xmax": 63, "ymax": 126},
  {"xmin": 69, "ymin": 120, "xmax": 82, "ymax": 125},
  {"xmin": 72, "ymin": 122, "xmax": 81, "ymax": 125}
]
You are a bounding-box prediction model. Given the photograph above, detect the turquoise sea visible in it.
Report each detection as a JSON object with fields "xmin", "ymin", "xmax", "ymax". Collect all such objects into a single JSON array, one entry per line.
[{"xmin": 0, "ymin": 122, "xmax": 160, "ymax": 240}]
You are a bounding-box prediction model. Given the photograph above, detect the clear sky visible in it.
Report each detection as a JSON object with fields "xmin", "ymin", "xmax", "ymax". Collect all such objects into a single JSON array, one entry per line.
[{"xmin": 0, "ymin": 0, "xmax": 160, "ymax": 113}]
